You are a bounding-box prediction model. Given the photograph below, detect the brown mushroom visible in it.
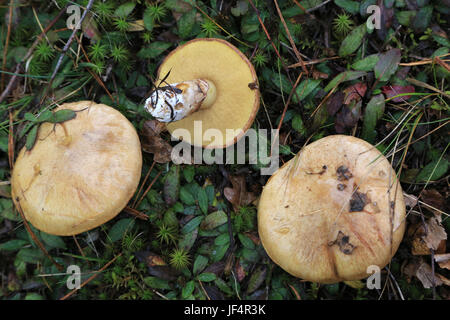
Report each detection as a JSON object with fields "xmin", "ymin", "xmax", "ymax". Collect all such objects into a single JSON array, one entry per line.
[
  {"xmin": 144, "ymin": 38, "xmax": 260, "ymax": 149},
  {"xmin": 11, "ymin": 101, "xmax": 142, "ymax": 236},
  {"xmin": 258, "ymin": 135, "xmax": 406, "ymax": 283}
]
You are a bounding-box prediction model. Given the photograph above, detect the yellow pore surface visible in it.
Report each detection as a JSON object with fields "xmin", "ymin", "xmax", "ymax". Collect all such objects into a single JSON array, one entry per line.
[{"xmin": 159, "ymin": 39, "xmax": 260, "ymax": 148}]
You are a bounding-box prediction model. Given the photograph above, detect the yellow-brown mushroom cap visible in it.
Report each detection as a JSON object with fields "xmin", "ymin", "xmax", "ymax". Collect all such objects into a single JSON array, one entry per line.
[
  {"xmin": 258, "ymin": 135, "xmax": 406, "ymax": 283},
  {"xmin": 157, "ymin": 38, "xmax": 260, "ymax": 149},
  {"xmin": 11, "ymin": 101, "xmax": 142, "ymax": 236}
]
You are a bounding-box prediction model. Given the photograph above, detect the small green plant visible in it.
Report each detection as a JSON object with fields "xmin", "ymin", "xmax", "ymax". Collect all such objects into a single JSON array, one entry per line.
[
  {"xmin": 141, "ymin": 32, "xmax": 153, "ymax": 44},
  {"xmin": 169, "ymin": 248, "xmax": 191, "ymax": 270},
  {"xmin": 89, "ymin": 42, "xmax": 108, "ymax": 62},
  {"xmin": 122, "ymin": 232, "xmax": 145, "ymax": 252},
  {"xmin": 113, "ymin": 17, "xmax": 130, "ymax": 32},
  {"xmin": 156, "ymin": 223, "xmax": 178, "ymax": 245},
  {"xmin": 35, "ymin": 41, "xmax": 54, "ymax": 62},
  {"xmin": 332, "ymin": 12, "xmax": 354, "ymax": 37},
  {"xmin": 94, "ymin": 1, "xmax": 115, "ymax": 23},
  {"xmin": 252, "ymin": 51, "xmax": 268, "ymax": 68},
  {"xmin": 145, "ymin": 3, "xmax": 167, "ymax": 22},
  {"xmin": 110, "ymin": 44, "xmax": 129, "ymax": 63},
  {"xmin": 201, "ymin": 19, "xmax": 220, "ymax": 38}
]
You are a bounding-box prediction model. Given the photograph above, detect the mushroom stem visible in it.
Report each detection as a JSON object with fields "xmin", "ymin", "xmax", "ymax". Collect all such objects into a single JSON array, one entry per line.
[{"xmin": 144, "ymin": 79, "xmax": 217, "ymax": 123}]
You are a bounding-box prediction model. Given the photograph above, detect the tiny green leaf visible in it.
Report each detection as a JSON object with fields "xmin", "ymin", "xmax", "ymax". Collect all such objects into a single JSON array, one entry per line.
[
  {"xmin": 361, "ymin": 94, "xmax": 386, "ymax": 143},
  {"xmin": 197, "ymin": 272, "xmax": 217, "ymax": 282},
  {"xmin": 200, "ymin": 211, "xmax": 228, "ymax": 230},
  {"xmin": 416, "ymin": 159, "xmax": 449, "ymax": 182},
  {"xmin": 352, "ymin": 54, "xmax": 380, "ymax": 71},
  {"xmin": 182, "ymin": 216, "xmax": 204, "ymax": 234},
  {"xmin": 49, "ymin": 109, "xmax": 77, "ymax": 123},
  {"xmin": 107, "ymin": 218, "xmax": 135, "ymax": 242},
  {"xmin": 115, "ymin": 2, "xmax": 136, "ymax": 18},
  {"xmin": 338, "ymin": 24, "xmax": 367, "ymax": 57},
  {"xmin": 193, "ymin": 255, "xmax": 209, "ymax": 275},
  {"xmin": 374, "ymin": 49, "xmax": 401, "ymax": 82},
  {"xmin": 25, "ymin": 125, "xmax": 38, "ymax": 151}
]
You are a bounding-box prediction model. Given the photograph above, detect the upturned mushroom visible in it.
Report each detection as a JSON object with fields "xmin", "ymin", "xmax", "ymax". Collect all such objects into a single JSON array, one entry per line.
[
  {"xmin": 11, "ymin": 101, "xmax": 142, "ymax": 236},
  {"xmin": 258, "ymin": 135, "xmax": 406, "ymax": 283},
  {"xmin": 144, "ymin": 38, "xmax": 260, "ymax": 149}
]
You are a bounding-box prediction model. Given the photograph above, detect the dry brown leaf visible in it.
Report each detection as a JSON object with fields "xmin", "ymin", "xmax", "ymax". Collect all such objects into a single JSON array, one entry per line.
[
  {"xmin": 416, "ymin": 261, "xmax": 443, "ymax": 288},
  {"xmin": 435, "ymin": 254, "xmax": 450, "ymax": 270},
  {"xmin": 424, "ymin": 217, "xmax": 447, "ymax": 251},
  {"xmin": 409, "ymin": 217, "xmax": 447, "ymax": 255},
  {"xmin": 421, "ymin": 189, "xmax": 445, "ymax": 211},
  {"xmin": 403, "ymin": 193, "xmax": 418, "ymax": 209},
  {"xmin": 223, "ymin": 175, "xmax": 257, "ymax": 212},
  {"xmin": 141, "ymin": 120, "xmax": 173, "ymax": 163},
  {"xmin": 235, "ymin": 260, "xmax": 246, "ymax": 282},
  {"xmin": 404, "ymin": 258, "xmax": 446, "ymax": 289},
  {"xmin": 343, "ymin": 82, "xmax": 367, "ymax": 105}
]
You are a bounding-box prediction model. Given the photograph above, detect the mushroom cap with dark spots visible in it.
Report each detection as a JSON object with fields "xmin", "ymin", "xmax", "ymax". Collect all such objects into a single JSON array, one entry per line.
[{"xmin": 258, "ymin": 135, "xmax": 406, "ymax": 283}]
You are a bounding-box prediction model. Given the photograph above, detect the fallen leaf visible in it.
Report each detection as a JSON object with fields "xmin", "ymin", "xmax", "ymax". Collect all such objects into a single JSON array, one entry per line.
[
  {"xmin": 246, "ymin": 266, "xmax": 267, "ymax": 294},
  {"xmin": 374, "ymin": 49, "xmax": 401, "ymax": 82},
  {"xmin": 203, "ymin": 261, "xmax": 226, "ymax": 277},
  {"xmin": 382, "ymin": 85, "xmax": 415, "ymax": 102},
  {"xmin": 334, "ymin": 100, "xmax": 361, "ymax": 133},
  {"xmin": 416, "ymin": 261, "xmax": 443, "ymax": 288},
  {"xmin": 141, "ymin": 120, "xmax": 172, "ymax": 163},
  {"xmin": 435, "ymin": 254, "xmax": 450, "ymax": 270},
  {"xmin": 224, "ymin": 175, "xmax": 257, "ymax": 212},
  {"xmin": 423, "ymin": 217, "xmax": 447, "ymax": 251},
  {"xmin": 410, "ymin": 217, "xmax": 447, "ymax": 255},
  {"xmin": 421, "ymin": 189, "xmax": 445, "ymax": 211},
  {"xmin": 343, "ymin": 82, "xmax": 367, "ymax": 105},
  {"xmin": 326, "ymin": 92, "xmax": 345, "ymax": 116},
  {"xmin": 403, "ymin": 193, "xmax": 418, "ymax": 209},
  {"xmin": 404, "ymin": 258, "xmax": 448, "ymax": 289},
  {"xmin": 235, "ymin": 260, "xmax": 246, "ymax": 282},
  {"xmin": 135, "ymin": 251, "xmax": 178, "ymax": 280}
]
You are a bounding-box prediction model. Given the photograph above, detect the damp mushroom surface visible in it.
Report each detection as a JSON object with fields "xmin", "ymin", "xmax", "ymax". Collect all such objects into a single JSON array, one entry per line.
[
  {"xmin": 144, "ymin": 38, "xmax": 260, "ymax": 149},
  {"xmin": 11, "ymin": 101, "xmax": 142, "ymax": 236},
  {"xmin": 257, "ymin": 135, "xmax": 406, "ymax": 284}
]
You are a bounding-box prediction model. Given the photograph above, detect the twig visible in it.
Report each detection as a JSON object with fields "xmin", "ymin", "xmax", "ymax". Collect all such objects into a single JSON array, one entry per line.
[
  {"xmin": 0, "ymin": 5, "xmax": 68, "ymax": 103},
  {"xmin": 15, "ymin": 201, "xmax": 64, "ymax": 271},
  {"xmin": 8, "ymin": 111, "xmax": 14, "ymax": 169},
  {"xmin": 417, "ymin": 204, "xmax": 436, "ymax": 300},
  {"xmin": 135, "ymin": 170, "xmax": 162, "ymax": 208},
  {"xmin": 274, "ymin": 0, "xmax": 308, "ymax": 74},
  {"xmin": 60, "ymin": 253, "xmax": 122, "ymax": 300},
  {"xmin": 124, "ymin": 206, "xmax": 149, "ymax": 221},
  {"xmin": 40, "ymin": 0, "xmax": 95, "ymax": 104},
  {"xmin": 270, "ymin": 72, "xmax": 303, "ymax": 156},
  {"xmin": 1, "ymin": 0, "xmax": 14, "ymax": 91},
  {"xmin": 132, "ymin": 161, "xmax": 156, "ymax": 208}
]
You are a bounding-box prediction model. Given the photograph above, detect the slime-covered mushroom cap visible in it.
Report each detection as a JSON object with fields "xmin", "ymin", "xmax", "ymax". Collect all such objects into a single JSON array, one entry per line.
[
  {"xmin": 156, "ymin": 38, "xmax": 260, "ymax": 149},
  {"xmin": 258, "ymin": 135, "xmax": 406, "ymax": 283},
  {"xmin": 11, "ymin": 101, "xmax": 142, "ymax": 236}
]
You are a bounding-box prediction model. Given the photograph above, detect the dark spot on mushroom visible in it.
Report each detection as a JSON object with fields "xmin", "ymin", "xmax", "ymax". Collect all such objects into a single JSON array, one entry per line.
[
  {"xmin": 378, "ymin": 170, "xmax": 386, "ymax": 177},
  {"xmin": 248, "ymin": 82, "xmax": 259, "ymax": 90},
  {"xmin": 349, "ymin": 191, "xmax": 369, "ymax": 212},
  {"xmin": 306, "ymin": 165, "xmax": 327, "ymax": 175},
  {"xmin": 336, "ymin": 165, "xmax": 353, "ymax": 181},
  {"xmin": 390, "ymin": 201, "xmax": 395, "ymax": 209},
  {"xmin": 284, "ymin": 205, "xmax": 289, "ymax": 208},
  {"xmin": 337, "ymin": 183, "xmax": 346, "ymax": 191},
  {"xmin": 329, "ymin": 231, "xmax": 356, "ymax": 255}
]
